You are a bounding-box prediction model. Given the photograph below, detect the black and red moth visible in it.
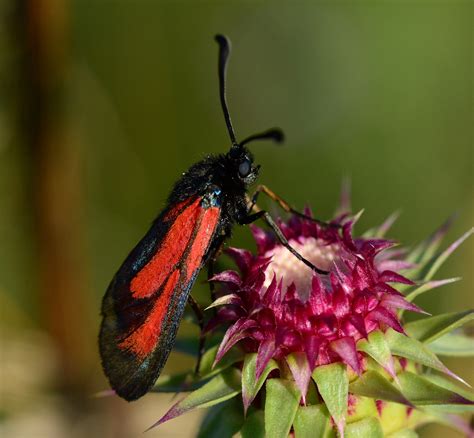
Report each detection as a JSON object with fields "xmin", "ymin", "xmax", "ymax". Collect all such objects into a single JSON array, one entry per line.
[{"xmin": 99, "ymin": 34, "xmax": 327, "ymax": 402}]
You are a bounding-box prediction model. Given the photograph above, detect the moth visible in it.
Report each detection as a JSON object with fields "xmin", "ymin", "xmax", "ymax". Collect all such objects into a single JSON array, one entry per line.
[{"xmin": 99, "ymin": 34, "xmax": 329, "ymax": 401}]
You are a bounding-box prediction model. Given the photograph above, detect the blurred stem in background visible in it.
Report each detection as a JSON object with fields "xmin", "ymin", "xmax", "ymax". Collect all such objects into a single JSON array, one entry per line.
[
  {"xmin": 14, "ymin": 0, "xmax": 92, "ymax": 397},
  {"xmin": 9, "ymin": 3, "xmax": 136, "ymax": 434}
]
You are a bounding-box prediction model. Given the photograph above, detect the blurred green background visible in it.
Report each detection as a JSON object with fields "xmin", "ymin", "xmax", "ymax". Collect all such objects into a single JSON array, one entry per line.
[{"xmin": 1, "ymin": 1, "xmax": 472, "ymax": 437}]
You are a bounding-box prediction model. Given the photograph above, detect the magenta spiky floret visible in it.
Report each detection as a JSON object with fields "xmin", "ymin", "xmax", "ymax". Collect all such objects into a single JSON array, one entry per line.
[{"xmin": 208, "ymin": 210, "xmax": 425, "ymax": 379}]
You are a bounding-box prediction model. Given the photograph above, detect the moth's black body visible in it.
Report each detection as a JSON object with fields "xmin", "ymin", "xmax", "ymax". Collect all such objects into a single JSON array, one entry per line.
[{"xmin": 173, "ymin": 150, "xmax": 259, "ymax": 227}]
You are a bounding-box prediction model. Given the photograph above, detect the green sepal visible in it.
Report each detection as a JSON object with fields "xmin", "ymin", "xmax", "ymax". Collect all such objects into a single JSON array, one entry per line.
[
  {"xmin": 242, "ymin": 353, "xmax": 279, "ymax": 413},
  {"xmin": 429, "ymin": 331, "xmax": 474, "ymax": 357},
  {"xmin": 240, "ymin": 409, "xmax": 265, "ymax": 438},
  {"xmin": 422, "ymin": 373, "xmax": 474, "ymax": 402},
  {"xmin": 398, "ymin": 371, "xmax": 473, "ymax": 407},
  {"xmin": 385, "ymin": 329, "xmax": 465, "ymax": 384},
  {"xmin": 422, "ymin": 228, "xmax": 473, "ymax": 281},
  {"xmin": 362, "ymin": 211, "xmax": 399, "ymax": 239},
  {"xmin": 151, "ymin": 371, "xmax": 205, "ymax": 393},
  {"xmin": 403, "ymin": 277, "xmax": 460, "ymax": 305},
  {"xmin": 401, "ymin": 227, "xmax": 472, "ymax": 295},
  {"xmin": 152, "ymin": 367, "xmax": 241, "ymax": 427},
  {"xmin": 265, "ymin": 379, "xmax": 300, "ymax": 438},
  {"xmin": 404, "ymin": 310, "xmax": 474, "ymax": 344},
  {"xmin": 376, "ymin": 211, "xmax": 400, "ymax": 238},
  {"xmin": 349, "ymin": 370, "xmax": 412, "ymax": 406},
  {"xmin": 306, "ymin": 379, "xmax": 322, "ymax": 405},
  {"xmin": 197, "ymin": 398, "xmax": 243, "ymax": 438},
  {"xmin": 422, "ymin": 409, "xmax": 472, "ymax": 435},
  {"xmin": 345, "ymin": 417, "xmax": 383, "ymax": 438},
  {"xmin": 357, "ymin": 330, "xmax": 397, "ymax": 380},
  {"xmin": 425, "ymin": 404, "xmax": 474, "ymax": 413},
  {"xmin": 198, "ymin": 343, "xmax": 244, "ymax": 379},
  {"xmin": 405, "ymin": 216, "xmax": 455, "ymax": 265},
  {"xmin": 293, "ymin": 405, "xmax": 330, "ymax": 438},
  {"xmin": 312, "ymin": 363, "xmax": 348, "ymax": 437},
  {"xmin": 286, "ymin": 352, "xmax": 311, "ymax": 399}
]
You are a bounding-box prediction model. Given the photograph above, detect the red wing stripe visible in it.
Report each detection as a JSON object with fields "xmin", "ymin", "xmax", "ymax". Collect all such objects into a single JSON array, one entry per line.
[
  {"xmin": 162, "ymin": 198, "xmax": 194, "ymax": 222},
  {"xmin": 185, "ymin": 206, "xmax": 220, "ymax": 282},
  {"xmin": 119, "ymin": 269, "xmax": 180, "ymax": 358},
  {"xmin": 130, "ymin": 198, "xmax": 201, "ymax": 298},
  {"xmin": 119, "ymin": 205, "xmax": 220, "ymax": 359}
]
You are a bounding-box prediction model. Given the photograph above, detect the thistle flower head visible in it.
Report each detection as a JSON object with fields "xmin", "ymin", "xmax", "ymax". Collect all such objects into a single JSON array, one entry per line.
[
  {"xmin": 209, "ymin": 210, "xmax": 421, "ymax": 382},
  {"xmin": 152, "ymin": 194, "xmax": 474, "ymax": 438}
]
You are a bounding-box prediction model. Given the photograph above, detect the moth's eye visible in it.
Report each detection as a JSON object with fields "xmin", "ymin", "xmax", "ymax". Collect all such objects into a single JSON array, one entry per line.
[{"xmin": 238, "ymin": 159, "xmax": 252, "ymax": 178}]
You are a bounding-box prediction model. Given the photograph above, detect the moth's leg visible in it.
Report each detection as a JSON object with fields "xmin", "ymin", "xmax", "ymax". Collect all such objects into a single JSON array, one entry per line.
[
  {"xmin": 241, "ymin": 210, "xmax": 329, "ymax": 275},
  {"xmin": 249, "ymin": 184, "xmax": 339, "ymax": 228},
  {"xmin": 187, "ymin": 295, "xmax": 206, "ymax": 376}
]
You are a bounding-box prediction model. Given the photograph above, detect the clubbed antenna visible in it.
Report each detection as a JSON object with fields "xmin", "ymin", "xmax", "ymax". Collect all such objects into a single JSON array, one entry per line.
[
  {"xmin": 239, "ymin": 128, "xmax": 284, "ymax": 147},
  {"xmin": 214, "ymin": 34, "xmax": 285, "ymax": 150},
  {"xmin": 215, "ymin": 34, "xmax": 238, "ymax": 148}
]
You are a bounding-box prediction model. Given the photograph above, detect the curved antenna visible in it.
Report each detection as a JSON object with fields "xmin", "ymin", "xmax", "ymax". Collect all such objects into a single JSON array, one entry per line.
[
  {"xmin": 215, "ymin": 34, "xmax": 238, "ymax": 147},
  {"xmin": 239, "ymin": 128, "xmax": 285, "ymax": 147}
]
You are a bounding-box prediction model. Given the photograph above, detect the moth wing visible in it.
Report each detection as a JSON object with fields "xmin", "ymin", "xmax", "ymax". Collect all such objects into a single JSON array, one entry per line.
[{"xmin": 99, "ymin": 196, "xmax": 221, "ymax": 401}]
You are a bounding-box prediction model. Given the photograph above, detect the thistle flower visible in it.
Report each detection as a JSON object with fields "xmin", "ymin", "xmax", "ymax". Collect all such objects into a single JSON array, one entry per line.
[
  {"xmin": 209, "ymin": 211, "xmax": 421, "ymax": 382},
  {"xmin": 151, "ymin": 194, "xmax": 474, "ymax": 438}
]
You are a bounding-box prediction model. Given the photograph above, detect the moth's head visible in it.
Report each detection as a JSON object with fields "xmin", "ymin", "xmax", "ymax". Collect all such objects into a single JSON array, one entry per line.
[
  {"xmin": 226, "ymin": 145, "xmax": 260, "ymax": 186},
  {"xmin": 214, "ymin": 33, "xmax": 284, "ymax": 186}
]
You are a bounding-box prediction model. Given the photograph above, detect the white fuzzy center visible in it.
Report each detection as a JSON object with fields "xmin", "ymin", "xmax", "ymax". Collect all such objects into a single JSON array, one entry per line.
[{"xmin": 263, "ymin": 237, "xmax": 339, "ymax": 300}]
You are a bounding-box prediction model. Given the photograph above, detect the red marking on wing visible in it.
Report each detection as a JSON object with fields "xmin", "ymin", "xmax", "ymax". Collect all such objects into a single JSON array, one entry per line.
[
  {"xmin": 130, "ymin": 198, "xmax": 201, "ymax": 298},
  {"xmin": 163, "ymin": 198, "xmax": 194, "ymax": 222},
  {"xmin": 185, "ymin": 207, "xmax": 220, "ymax": 282},
  {"xmin": 119, "ymin": 269, "xmax": 180, "ymax": 358}
]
